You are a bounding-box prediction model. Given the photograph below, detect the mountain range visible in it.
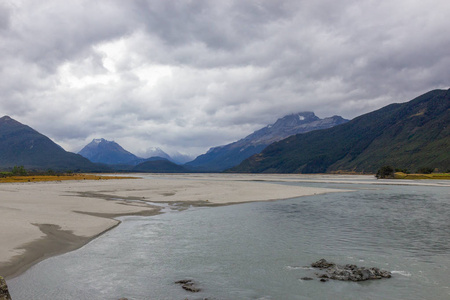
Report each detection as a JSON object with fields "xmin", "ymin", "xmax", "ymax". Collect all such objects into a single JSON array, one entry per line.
[
  {"xmin": 2, "ymin": 89, "xmax": 448, "ymax": 174},
  {"xmin": 77, "ymin": 138, "xmax": 184, "ymax": 171},
  {"xmin": 230, "ymin": 89, "xmax": 450, "ymax": 173},
  {"xmin": 78, "ymin": 138, "xmax": 170, "ymax": 164},
  {"xmin": 186, "ymin": 112, "xmax": 348, "ymax": 171},
  {"xmin": 0, "ymin": 116, "xmax": 104, "ymax": 171}
]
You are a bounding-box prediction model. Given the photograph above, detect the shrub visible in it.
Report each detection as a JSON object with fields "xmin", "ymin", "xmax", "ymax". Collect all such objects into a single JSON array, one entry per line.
[
  {"xmin": 11, "ymin": 165, "xmax": 27, "ymax": 176},
  {"xmin": 395, "ymin": 168, "xmax": 409, "ymax": 173},
  {"xmin": 416, "ymin": 167, "xmax": 434, "ymax": 174},
  {"xmin": 376, "ymin": 166, "xmax": 394, "ymax": 179},
  {"xmin": 46, "ymin": 169, "xmax": 56, "ymax": 176}
]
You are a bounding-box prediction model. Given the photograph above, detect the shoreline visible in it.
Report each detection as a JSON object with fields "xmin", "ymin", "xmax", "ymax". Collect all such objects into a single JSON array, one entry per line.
[
  {"xmin": 1, "ymin": 209, "xmax": 163, "ymax": 279},
  {"xmin": 0, "ymin": 174, "xmax": 352, "ymax": 279}
]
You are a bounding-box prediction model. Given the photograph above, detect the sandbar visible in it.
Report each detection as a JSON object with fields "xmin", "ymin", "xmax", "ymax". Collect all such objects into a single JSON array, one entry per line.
[{"xmin": 0, "ymin": 173, "xmax": 345, "ymax": 278}]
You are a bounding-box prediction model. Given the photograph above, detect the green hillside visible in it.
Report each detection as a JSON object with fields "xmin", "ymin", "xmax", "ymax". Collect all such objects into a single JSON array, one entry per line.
[
  {"xmin": 0, "ymin": 116, "xmax": 106, "ymax": 172},
  {"xmin": 230, "ymin": 89, "xmax": 450, "ymax": 174}
]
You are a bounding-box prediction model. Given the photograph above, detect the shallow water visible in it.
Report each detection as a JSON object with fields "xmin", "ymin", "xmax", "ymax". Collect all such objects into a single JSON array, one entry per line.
[{"xmin": 9, "ymin": 178, "xmax": 450, "ymax": 300}]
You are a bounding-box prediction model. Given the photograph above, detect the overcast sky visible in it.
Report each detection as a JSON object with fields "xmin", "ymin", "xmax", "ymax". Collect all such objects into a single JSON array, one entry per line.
[{"xmin": 1, "ymin": 0, "xmax": 449, "ymax": 158}]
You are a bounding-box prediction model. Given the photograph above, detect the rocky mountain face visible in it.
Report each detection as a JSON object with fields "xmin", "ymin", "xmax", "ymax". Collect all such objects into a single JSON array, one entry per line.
[
  {"xmin": 0, "ymin": 116, "xmax": 103, "ymax": 171},
  {"xmin": 185, "ymin": 112, "xmax": 348, "ymax": 172},
  {"xmin": 230, "ymin": 89, "xmax": 450, "ymax": 174}
]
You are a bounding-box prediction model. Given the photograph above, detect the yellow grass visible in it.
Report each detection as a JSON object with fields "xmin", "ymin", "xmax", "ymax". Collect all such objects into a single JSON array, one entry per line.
[
  {"xmin": 394, "ymin": 172, "xmax": 450, "ymax": 180},
  {"xmin": 0, "ymin": 174, "xmax": 137, "ymax": 183}
]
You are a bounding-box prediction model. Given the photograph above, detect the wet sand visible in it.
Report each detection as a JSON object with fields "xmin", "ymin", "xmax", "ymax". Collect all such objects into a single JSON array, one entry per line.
[{"xmin": 0, "ymin": 174, "xmax": 345, "ymax": 278}]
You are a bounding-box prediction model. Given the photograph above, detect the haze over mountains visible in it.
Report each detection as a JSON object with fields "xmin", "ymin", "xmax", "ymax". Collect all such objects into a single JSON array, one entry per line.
[
  {"xmin": 1, "ymin": 89, "xmax": 448, "ymax": 173},
  {"xmin": 231, "ymin": 89, "xmax": 450, "ymax": 174},
  {"xmin": 78, "ymin": 138, "xmax": 171, "ymax": 165},
  {"xmin": 77, "ymin": 138, "xmax": 187, "ymax": 172},
  {"xmin": 186, "ymin": 112, "xmax": 348, "ymax": 172},
  {"xmin": 75, "ymin": 111, "xmax": 347, "ymax": 172}
]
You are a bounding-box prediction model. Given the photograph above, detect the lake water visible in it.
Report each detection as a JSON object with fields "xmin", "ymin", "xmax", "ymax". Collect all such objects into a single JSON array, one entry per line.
[{"xmin": 8, "ymin": 176, "xmax": 450, "ymax": 300}]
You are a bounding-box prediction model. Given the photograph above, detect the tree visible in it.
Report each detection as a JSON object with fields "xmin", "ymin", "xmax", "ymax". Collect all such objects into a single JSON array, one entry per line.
[
  {"xmin": 11, "ymin": 165, "xmax": 27, "ymax": 176},
  {"xmin": 375, "ymin": 166, "xmax": 394, "ymax": 179}
]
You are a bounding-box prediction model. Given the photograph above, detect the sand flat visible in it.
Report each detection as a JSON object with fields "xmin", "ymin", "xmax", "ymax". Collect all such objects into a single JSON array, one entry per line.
[{"xmin": 0, "ymin": 174, "xmax": 345, "ymax": 278}]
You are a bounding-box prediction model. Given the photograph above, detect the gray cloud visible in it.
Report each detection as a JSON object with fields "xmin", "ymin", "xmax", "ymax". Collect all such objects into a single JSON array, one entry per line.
[{"xmin": 1, "ymin": 0, "xmax": 449, "ymax": 158}]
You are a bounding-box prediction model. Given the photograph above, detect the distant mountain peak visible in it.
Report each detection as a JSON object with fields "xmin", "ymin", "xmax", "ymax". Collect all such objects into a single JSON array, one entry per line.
[
  {"xmin": 0, "ymin": 115, "xmax": 20, "ymax": 125},
  {"xmin": 93, "ymin": 138, "xmax": 106, "ymax": 144},
  {"xmin": 267, "ymin": 112, "xmax": 319, "ymax": 130},
  {"xmin": 79, "ymin": 138, "xmax": 140, "ymax": 165},
  {"xmin": 143, "ymin": 147, "xmax": 171, "ymax": 161},
  {"xmin": 186, "ymin": 111, "xmax": 348, "ymax": 171},
  {"xmin": 230, "ymin": 89, "xmax": 450, "ymax": 174}
]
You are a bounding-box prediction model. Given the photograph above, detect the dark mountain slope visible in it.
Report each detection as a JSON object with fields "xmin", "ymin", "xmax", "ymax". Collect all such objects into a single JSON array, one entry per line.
[
  {"xmin": 230, "ymin": 89, "xmax": 450, "ymax": 173},
  {"xmin": 132, "ymin": 158, "xmax": 188, "ymax": 173},
  {"xmin": 0, "ymin": 116, "xmax": 104, "ymax": 171},
  {"xmin": 79, "ymin": 138, "xmax": 140, "ymax": 165},
  {"xmin": 186, "ymin": 112, "xmax": 348, "ymax": 172}
]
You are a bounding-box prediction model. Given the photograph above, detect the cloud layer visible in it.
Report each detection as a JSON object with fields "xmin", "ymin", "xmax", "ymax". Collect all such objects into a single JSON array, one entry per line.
[{"xmin": 1, "ymin": 0, "xmax": 449, "ymax": 157}]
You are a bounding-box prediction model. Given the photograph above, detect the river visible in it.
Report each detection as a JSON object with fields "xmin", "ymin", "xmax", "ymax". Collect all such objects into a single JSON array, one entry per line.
[{"xmin": 9, "ymin": 176, "xmax": 450, "ymax": 299}]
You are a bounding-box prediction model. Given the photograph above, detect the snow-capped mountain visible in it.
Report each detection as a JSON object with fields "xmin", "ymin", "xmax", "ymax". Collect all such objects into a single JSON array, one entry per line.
[
  {"xmin": 143, "ymin": 147, "xmax": 172, "ymax": 161},
  {"xmin": 185, "ymin": 112, "xmax": 348, "ymax": 172}
]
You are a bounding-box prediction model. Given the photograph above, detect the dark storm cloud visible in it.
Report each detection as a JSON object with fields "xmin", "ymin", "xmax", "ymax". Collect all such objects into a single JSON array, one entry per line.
[
  {"xmin": 0, "ymin": 0, "xmax": 449, "ymax": 157},
  {"xmin": 134, "ymin": 0, "xmax": 290, "ymax": 50}
]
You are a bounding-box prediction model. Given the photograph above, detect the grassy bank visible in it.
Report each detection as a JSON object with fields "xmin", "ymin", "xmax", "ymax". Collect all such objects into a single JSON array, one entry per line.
[
  {"xmin": 394, "ymin": 172, "xmax": 450, "ymax": 180},
  {"xmin": 0, "ymin": 174, "xmax": 136, "ymax": 183}
]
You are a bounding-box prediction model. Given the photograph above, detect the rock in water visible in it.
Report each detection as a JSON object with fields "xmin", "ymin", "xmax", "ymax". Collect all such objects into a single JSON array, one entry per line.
[
  {"xmin": 175, "ymin": 279, "xmax": 201, "ymax": 292},
  {"xmin": 311, "ymin": 259, "xmax": 392, "ymax": 282},
  {"xmin": 0, "ymin": 276, "xmax": 12, "ymax": 300},
  {"xmin": 300, "ymin": 277, "xmax": 314, "ymax": 281},
  {"xmin": 311, "ymin": 258, "xmax": 336, "ymax": 269}
]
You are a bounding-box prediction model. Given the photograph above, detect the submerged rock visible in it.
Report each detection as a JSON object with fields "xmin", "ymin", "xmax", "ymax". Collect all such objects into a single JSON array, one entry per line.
[
  {"xmin": 300, "ymin": 277, "xmax": 314, "ymax": 281},
  {"xmin": 175, "ymin": 279, "xmax": 201, "ymax": 292},
  {"xmin": 0, "ymin": 276, "xmax": 12, "ymax": 300},
  {"xmin": 311, "ymin": 259, "xmax": 391, "ymax": 282}
]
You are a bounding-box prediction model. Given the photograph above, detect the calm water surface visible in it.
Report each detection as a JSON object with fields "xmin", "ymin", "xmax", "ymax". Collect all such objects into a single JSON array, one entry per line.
[{"xmin": 9, "ymin": 177, "xmax": 450, "ymax": 300}]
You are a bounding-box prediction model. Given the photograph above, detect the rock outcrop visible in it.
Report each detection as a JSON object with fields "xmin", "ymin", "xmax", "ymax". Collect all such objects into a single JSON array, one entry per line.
[
  {"xmin": 175, "ymin": 279, "xmax": 201, "ymax": 292},
  {"xmin": 0, "ymin": 276, "xmax": 12, "ymax": 300},
  {"xmin": 311, "ymin": 259, "xmax": 392, "ymax": 282}
]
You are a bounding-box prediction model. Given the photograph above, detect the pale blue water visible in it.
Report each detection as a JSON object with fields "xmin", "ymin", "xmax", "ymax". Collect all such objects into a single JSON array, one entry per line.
[{"xmin": 9, "ymin": 178, "xmax": 450, "ymax": 300}]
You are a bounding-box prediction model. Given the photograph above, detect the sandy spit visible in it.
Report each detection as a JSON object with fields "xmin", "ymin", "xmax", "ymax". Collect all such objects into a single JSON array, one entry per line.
[{"xmin": 0, "ymin": 173, "xmax": 345, "ymax": 278}]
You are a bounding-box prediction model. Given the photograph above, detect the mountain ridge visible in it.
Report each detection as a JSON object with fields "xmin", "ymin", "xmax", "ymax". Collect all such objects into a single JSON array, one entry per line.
[
  {"xmin": 0, "ymin": 116, "xmax": 104, "ymax": 171},
  {"xmin": 185, "ymin": 112, "xmax": 348, "ymax": 171},
  {"xmin": 78, "ymin": 138, "xmax": 176, "ymax": 167},
  {"xmin": 230, "ymin": 89, "xmax": 450, "ymax": 173}
]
